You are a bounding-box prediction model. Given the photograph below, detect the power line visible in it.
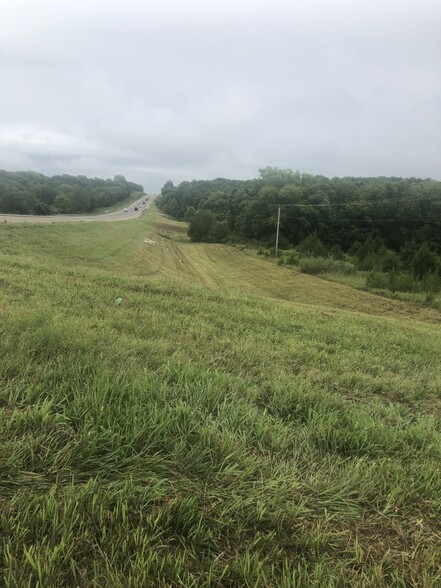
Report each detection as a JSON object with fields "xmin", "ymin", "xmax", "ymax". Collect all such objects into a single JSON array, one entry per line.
[
  {"xmin": 276, "ymin": 194, "xmax": 441, "ymax": 209},
  {"xmin": 310, "ymin": 218, "xmax": 436, "ymax": 223},
  {"xmin": 273, "ymin": 200, "xmax": 439, "ymax": 255}
]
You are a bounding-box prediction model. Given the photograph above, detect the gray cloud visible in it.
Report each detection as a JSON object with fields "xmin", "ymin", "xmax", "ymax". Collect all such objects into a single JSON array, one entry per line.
[{"xmin": 1, "ymin": 0, "xmax": 440, "ymax": 191}]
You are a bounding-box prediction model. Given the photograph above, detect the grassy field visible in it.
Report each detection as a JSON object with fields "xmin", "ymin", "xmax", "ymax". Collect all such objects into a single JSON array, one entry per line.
[
  {"xmin": 318, "ymin": 271, "xmax": 441, "ymax": 311},
  {"xmin": 1, "ymin": 207, "xmax": 441, "ymax": 586}
]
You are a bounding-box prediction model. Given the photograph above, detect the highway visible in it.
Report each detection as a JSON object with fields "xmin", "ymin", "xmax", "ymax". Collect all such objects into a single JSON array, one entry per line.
[{"xmin": 0, "ymin": 194, "xmax": 155, "ymax": 224}]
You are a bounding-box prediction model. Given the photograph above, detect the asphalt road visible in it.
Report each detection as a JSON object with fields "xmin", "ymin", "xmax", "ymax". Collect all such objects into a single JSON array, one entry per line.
[{"xmin": 0, "ymin": 194, "xmax": 156, "ymax": 224}]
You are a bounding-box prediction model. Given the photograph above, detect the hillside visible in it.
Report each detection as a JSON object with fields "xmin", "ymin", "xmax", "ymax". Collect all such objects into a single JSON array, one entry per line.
[
  {"xmin": 1, "ymin": 207, "xmax": 440, "ymax": 586},
  {"xmin": 156, "ymin": 171, "xmax": 441, "ymax": 307}
]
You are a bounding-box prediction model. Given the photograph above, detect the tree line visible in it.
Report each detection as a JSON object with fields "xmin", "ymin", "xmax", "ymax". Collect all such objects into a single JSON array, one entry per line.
[
  {"xmin": 0, "ymin": 170, "xmax": 144, "ymax": 215},
  {"xmin": 156, "ymin": 168, "xmax": 441, "ymax": 294}
]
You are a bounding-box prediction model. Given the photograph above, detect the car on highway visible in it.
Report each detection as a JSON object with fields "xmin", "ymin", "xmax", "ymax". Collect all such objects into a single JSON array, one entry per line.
[
  {"xmin": 123, "ymin": 208, "xmax": 128, "ymax": 212},
  {"xmin": 134, "ymin": 207, "xmax": 138, "ymax": 211}
]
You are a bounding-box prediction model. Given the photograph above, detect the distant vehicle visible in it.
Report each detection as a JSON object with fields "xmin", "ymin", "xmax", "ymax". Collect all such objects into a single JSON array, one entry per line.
[
  {"xmin": 142, "ymin": 201, "xmax": 145, "ymax": 204},
  {"xmin": 134, "ymin": 207, "xmax": 138, "ymax": 211},
  {"xmin": 123, "ymin": 208, "xmax": 128, "ymax": 212}
]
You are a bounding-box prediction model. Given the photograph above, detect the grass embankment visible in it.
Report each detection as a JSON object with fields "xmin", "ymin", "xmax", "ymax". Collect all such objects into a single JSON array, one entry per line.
[{"xmin": 1, "ymin": 208, "xmax": 441, "ymax": 586}]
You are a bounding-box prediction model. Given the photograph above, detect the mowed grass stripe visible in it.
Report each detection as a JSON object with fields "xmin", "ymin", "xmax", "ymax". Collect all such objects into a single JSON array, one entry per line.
[{"xmin": 141, "ymin": 211, "xmax": 440, "ymax": 324}]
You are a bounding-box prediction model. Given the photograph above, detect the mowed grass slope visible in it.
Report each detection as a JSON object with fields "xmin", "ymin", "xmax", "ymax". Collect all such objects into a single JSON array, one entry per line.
[{"xmin": 1, "ymin": 208, "xmax": 441, "ymax": 587}]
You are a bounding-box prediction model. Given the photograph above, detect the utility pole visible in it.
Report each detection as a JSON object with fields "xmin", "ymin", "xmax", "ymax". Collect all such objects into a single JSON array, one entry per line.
[{"xmin": 275, "ymin": 206, "xmax": 281, "ymax": 257}]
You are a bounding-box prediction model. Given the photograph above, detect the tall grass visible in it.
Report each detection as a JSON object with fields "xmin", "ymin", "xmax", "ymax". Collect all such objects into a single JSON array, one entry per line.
[{"xmin": 1, "ymin": 211, "xmax": 441, "ymax": 586}]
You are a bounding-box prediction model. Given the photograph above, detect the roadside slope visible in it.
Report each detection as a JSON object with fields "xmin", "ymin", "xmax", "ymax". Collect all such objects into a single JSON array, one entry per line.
[
  {"xmin": 1, "ymin": 207, "xmax": 440, "ymax": 586},
  {"xmin": 138, "ymin": 211, "xmax": 440, "ymax": 323}
]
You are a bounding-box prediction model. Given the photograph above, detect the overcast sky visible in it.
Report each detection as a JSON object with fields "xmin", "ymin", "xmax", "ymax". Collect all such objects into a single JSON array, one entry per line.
[{"xmin": 1, "ymin": 0, "xmax": 440, "ymax": 192}]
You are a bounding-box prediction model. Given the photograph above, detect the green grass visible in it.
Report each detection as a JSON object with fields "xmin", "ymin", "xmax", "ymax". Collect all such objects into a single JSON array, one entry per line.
[
  {"xmin": 321, "ymin": 271, "xmax": 441, "ymax": 310},
  {"xmin": 1, "ymin": 208, "xmax": 441, "ymax": 586}
]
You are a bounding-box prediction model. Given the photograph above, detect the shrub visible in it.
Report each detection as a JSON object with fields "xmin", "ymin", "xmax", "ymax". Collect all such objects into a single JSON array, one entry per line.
[
  {"xmin": 412, "ymin": 244, "xmax": 440, "ymax": 279},
  {"xmin": 299, "ymin": 257, "xmax": 331, "ymax": 275},
  {"xmin": 187, "ymin": 210, "xmax": 214, "ymax": 242},
  {"xmin": 329, "ymin": 244, "xmax": 345, "ymax": 260},
  {"xmin": 366, "ymin": 271, "xmax": 389, "ymax": 289},
  {"xmin": 332, "ymin": 260, "xmax": 357, "ymax": 275},
  {"xmin": 380, "ymin": 248, "xmax": 401, "ymax": 272},
  {"xmin": 358, "ymin": 252, "xmax": 380, "ymax": 271},
  {"xmin": 299, "ymin": 257, "xmax": 356, "ymax": 275},
  {"xmin": 422, "ymin": 273, "xmax": 441, "ymax": 294},
  {"xmin": 297, "ymin": 232, "xmax": 327, "ymax": 257},
  {"xmin": 285, "ymin": 252, "xmax": 300, "ymax": 265},
  {"xmin": 389, "ymin": 272, "xmax": 417, "ymax": 293}
]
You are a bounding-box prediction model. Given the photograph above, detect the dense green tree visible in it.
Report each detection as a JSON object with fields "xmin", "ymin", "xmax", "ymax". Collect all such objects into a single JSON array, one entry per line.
[
  {"xmin": 157, "ymin": 169, "xmax": 441, "ymax": 282},
  {"xmin": 52, "ymin": 191, "xmax": 74, "ymax": 214},
  {"xmin": 210, "ymin": 220, "xmax": 230, "ymax": 243},
  {"xmin": 188, "ymin": 210, "xmax": 214, "ymax": 242},
  {"xmin": 297, "ymin": 232, "xmax": 327, "ymax": 257},
  {"xmin": 0, "ymin": 170, "xmax": 143, "ymax": 215},
  {"xmin": 161, "ymin": 180, "xmax": 175, "ymax": 195},
  {"xmin": 411, "ymin": 244, "xmax": 439, "ymax": 279},
  {"xmin": 184, "ymin": 206, "xmax": 196, "ymax": 222}
]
